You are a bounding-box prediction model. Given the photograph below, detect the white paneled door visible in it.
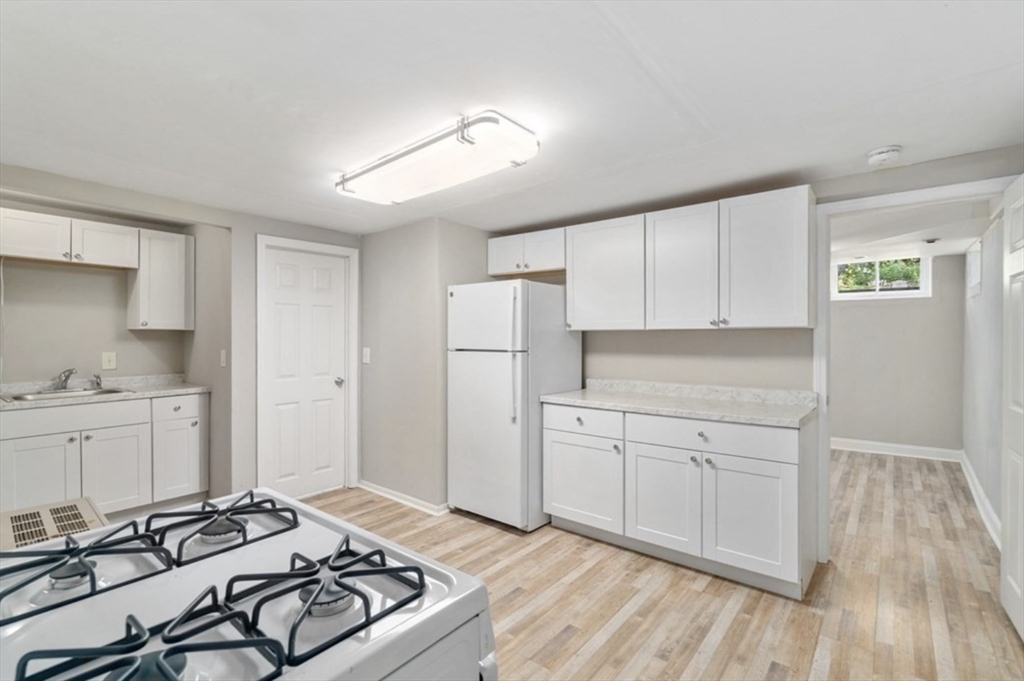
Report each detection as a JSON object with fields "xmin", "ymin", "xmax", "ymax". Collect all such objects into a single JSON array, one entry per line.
[
  {"xmin": 258, "ymin": 240, "xmax": 354, "ymax": 498},
  {"xmin": 1001, "ymin": 175, "xmax": 1024, "ymax": 640}
]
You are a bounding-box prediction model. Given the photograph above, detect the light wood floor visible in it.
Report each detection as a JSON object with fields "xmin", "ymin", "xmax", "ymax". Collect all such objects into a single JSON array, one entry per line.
[{"xmin": 307, "ymin": 451, "xmax": 1024, "ymax": 680}]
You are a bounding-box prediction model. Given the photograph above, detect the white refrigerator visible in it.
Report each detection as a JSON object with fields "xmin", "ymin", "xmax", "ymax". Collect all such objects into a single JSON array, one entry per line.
[{"xmin": 447, "ymin": 280, "xmax": 581, "ymax": 531}]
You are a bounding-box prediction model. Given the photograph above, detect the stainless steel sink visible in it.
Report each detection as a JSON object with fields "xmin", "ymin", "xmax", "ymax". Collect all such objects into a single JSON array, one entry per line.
[{"xmin": 6, "ymin": 388, "xmax": 134, "ymax": 402}]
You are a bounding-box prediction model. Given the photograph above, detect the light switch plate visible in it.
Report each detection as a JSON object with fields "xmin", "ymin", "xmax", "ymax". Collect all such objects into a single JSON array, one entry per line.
[
  {"xmin": 101, "ymin": 352, "xmax": 117, "ymax": 370},
  {"xmin": 362, "ymin": 347, "xmax": 371, "ymax": 364},
  {"xmin": 220, "ymin": 349, "xmax": 227, "ymax": 367}
]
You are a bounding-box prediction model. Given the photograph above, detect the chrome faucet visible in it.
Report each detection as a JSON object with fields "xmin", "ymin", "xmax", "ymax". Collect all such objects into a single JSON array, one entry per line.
[
  {"xmin": 93, "ymin": 374, "xmax": 103, "ymax": 389},
  {"xmin": 56, "ymin": 368, "xmax": 77, "ymax": 390}
]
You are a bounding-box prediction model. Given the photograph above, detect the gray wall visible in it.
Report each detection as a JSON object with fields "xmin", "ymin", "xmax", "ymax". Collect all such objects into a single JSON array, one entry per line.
[
  {"xmin": 584, "ymin": 329, "xmax": 814, "ymax": 390},
  {"xmin": 360, "ymin": 218, "xmax": 488, "ymax": 506},
  {"xmin": 831, "ymin": 255, "xmax": 966, "ymax": 449},
  {"xmin": 963, "ymin": 221, "xmax": 1004, "ymax": 515},
  {"xmin": 183, "ymin": 224, "xmax": 233, "ymax": 497},
  {"xmin": 0, "ymin": 259, "xmax": 184, "ymax": 382}
]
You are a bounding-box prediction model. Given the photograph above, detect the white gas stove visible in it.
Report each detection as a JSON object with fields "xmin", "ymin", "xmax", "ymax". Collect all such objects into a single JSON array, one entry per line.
[{"xmin": 0, "ymin": 489, "xmax": 498, "ymax": 681}]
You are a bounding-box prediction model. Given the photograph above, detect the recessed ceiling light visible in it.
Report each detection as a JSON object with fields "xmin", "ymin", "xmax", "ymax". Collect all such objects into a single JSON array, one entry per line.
[
  {"xmin": 867, "ymin": 145, "xmax": 902, "ymax": 169},
  {"xmin": 335, "ymin": 111, "xmax": 539, "ymax": 205}
]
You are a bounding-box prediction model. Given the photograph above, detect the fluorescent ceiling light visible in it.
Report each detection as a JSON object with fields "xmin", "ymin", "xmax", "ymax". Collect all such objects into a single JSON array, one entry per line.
[{"xmin": 336, "ymin": 110, "xmax": 539, "ymax": 205}]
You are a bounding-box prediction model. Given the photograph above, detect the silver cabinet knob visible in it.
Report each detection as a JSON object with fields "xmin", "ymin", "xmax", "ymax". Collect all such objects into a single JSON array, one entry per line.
[
  {"xmin": 690, "ymin": 455, "xmax": 698, "ymax": 463},
  {"xmin": 705, "ymin": 457, "xmax": 713, "ymax": 466},
  {"xmin": 612, "ymin": 444, "xmax": 621, "ymax": 454},
  {"xmin": 191, "ymin": 420, "xmax": 198, "ymax": 427},
  {"xmin": 576, "ymin": 416, "xmax": 583, "ymax": 425},
  {"xmin": 524, "ymin": 263, "xmax": 529, "ymax": 270},
  {"xmin": 334, "ymin": 377, "xmax": 345, "ymax": 387},
  {"xmin": 697, "ymin": 431, "xmax": 706, "ymax": 438},
  {"xmin": 63, "ymin": 252, "xmax": 71, "ymax": 260},
  {"xmin": 84, "ymin": 434, "xmax": 93, "ymax": 441},
  {"xmin": 515, "ymin": 263, "xmax": 522, "ymax": 270},
  {"xmin": 141, "ymin": 321, "xmax": 149, "ymax": 327},
  {"xmin": 566, "ymin": 323, "xmax": 572, "ymax": 329},
  {"xmin": 173, "ymin": 405, "xmax": 181, "ymax": 412},
  {"xmin": 68, "ymin": 436, "xmax": 78, "ymax": 443},
  {"xmin": 719, "ymin": 318, "xmax": 728, "ymax": 326},
  {"xmin": 74, "ymin": 253, "xmax": 83, "ymax": 261},
  {"xmin": 710, "ymin": 320, "xmax": 719, "ymax": 327}
]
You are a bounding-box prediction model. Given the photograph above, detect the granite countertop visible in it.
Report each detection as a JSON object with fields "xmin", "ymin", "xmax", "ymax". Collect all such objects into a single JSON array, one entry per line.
[
  {"xmin": 540, "ymin": 379, "xmax": 818, "ymax": 428},
  {"xmin": 0, "ymin": 374, "xmax": 210, "ymax": 411}
]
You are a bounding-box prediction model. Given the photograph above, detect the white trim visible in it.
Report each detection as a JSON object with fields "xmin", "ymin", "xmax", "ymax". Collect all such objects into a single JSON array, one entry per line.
[
  {"xmin": 256, "ymin": 235, "xmax": 361, "ymax": 491},
  {"xmin": 357, "ymin": 480, "xmax": 450, "ymax": 517},
  {"xmin": 830, "ymin": 437, "xmax": 963, "ymax": 461},
  {"xmin": 831, "ymin": 437, "xmax": 1001, "ymax": 550},
  {"xmin": 813, "ymin": 175, "xmax": 1017, "ymax": 564},
  {"xmin": 961, "ymin": 453, "xmax": 1001, "ymax": 551}
]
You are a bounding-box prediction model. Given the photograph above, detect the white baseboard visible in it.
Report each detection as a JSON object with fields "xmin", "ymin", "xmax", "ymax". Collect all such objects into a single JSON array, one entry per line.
[
  {"xmin": 357, "ymin": 480, "xmax": 449, "ymax": 517},
  {"xmin": 960, "ymin": 454, "xmax": 1002, "ymax": 552},
  {"xmin": 830, "ymin": 437, "xmax": 963, "ymax": 462},
  {"xmin": 831, "ymin": 437, "xmax": 1001, "ymax": 550}
]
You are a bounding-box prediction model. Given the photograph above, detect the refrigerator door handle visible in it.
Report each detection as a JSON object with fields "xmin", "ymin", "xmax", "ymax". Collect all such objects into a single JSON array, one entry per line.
[
  {"xmin": 510, "ymin": 354, "xmax": 518, "ymax": 423},
  {"xmin": 510, "ymin": 284, "xmax": 518, "ymax": 351}
]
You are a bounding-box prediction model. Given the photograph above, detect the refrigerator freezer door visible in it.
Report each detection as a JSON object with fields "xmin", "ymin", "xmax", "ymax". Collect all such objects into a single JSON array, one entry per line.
[
  {"xmin": 448, "ymin": 350, "xmax": 528, "ymax": 528},
  {"xmin": 448, "ymin": 281, "xmax": 526, "ymax": 351}
]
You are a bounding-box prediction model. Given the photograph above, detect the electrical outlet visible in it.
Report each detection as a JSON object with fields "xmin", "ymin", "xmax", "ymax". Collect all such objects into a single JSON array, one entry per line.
[
  {"xmin": 362, "ymin": 347, "xmax": 371, "ymax": 364},
  {"xmin": 220, "ymin": 349, "xmax": 227, "ymax": 367},
  {"xmin": 101, "ymin": 352, "xmax": 117, "ymax": 370}
]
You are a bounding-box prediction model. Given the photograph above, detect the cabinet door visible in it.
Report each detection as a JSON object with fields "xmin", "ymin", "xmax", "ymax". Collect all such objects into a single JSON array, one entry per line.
[
  {"xmin": 625, "ymin": 442, "xmax": 702, "ymax": 556},
  {"xmin": 128, "ymin": 230, "xmax": 195, "ymax": 330},
  {"xmin": 565, "ymin": 215, "xmax": 645, "ymax": 330},
  {"xmin": 543, "ymin": 429, "xmax": 623, "ymax": 533},
  {"xmin": 152, "ymin": 416, "xmax": 208, "ymax": 502},
  {"xmin": 81, "ymin": 424, "xmax": 152, "ymax": 513},
  {"xmin": 0, "ymin": 433, "xmax": 81, "ymax": 512},
  {"xmin": 0, "ymin": 208, "xmax": 72, "ymax": 263},
  {"xmin": 487, "ymin": 235, "xmax": 524, "ymax": 275},
  {"xmin": 702, "ymin": 452, "xmax": 798, "ymax": 581},
  {"xmin": 523, "ymin": 228, "xmax": 565, "ymax": 272},
  {"xmin": 719, "ymin": 186, "xmax": 813, "ymax": 328},
  {"xmin": 70, "ymin": 219, "xmax": 139, "ymax": 268},
  {"xmin": 645, "ymin": 202, "xmax": 720, "ymax": 329}
]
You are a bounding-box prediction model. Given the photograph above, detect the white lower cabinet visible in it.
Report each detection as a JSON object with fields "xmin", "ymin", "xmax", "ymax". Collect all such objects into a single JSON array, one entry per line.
[
  {"xmin": 543, "ymin": 429, "xmax": 624, "ymax": 534},
  {"xmin": 81, "ymin": 424, "xmax": 153, "ymax": 514},
  {"xmin": 701, "ymin": 452, "xmax": 798, "ymax": 581},
  {"xmin": 0, "ymin": 432, "xmax": 82, "ymax": 512},
  {"xmin": 624, "ymin": 442, "xmax": 702, "ymax": 556},
  {"xmin": 152, "ymin": 407, "xmax": 209, "ymax": 502}
]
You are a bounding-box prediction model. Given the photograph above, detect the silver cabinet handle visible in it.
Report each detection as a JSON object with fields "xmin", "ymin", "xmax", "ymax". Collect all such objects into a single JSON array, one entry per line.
[
  {"xmin": 191, "ymin": 420, "xmax": 198, "ymax": 427},
  {"xmin": 576, "ymin": 416, "xmax": 584, "ymax": 425},
  {"xmin": 612, "ymin": 444, "xmax": 621, "ymax": 454},
  {"xmin": 719, "ymin": 318, "xmax": 728, "ymax": 326},
  {"xmin": 334, "ymin": 377, "xmax": 345, "ymax": 387},
  {"xmin": 690, "ymin": 455, "xmax": 698, "ymax": 463},
  {"xmin": 63, "ymin": 252, "xmax": 71, "ymax": 260},
  {"xmin": 141, "ymin": 321, "xmax": 149, "ymax": 327},
  {"xmin": 697, "ymin": 431, "xmax": 706, "ymax": 438},
  {"xmin": 74, "ymin": 253, "xmax": 83, "ymax": 261},
  {"xmin": 84, "ymin": 434, "xmax": 93, "ymax": 441},
  {"xmin": 710, "ymin": 320, "xmax": 719, "ymax": 327},
  {"xmin": 68, "ymin": 436, "xmax": 78, "ymax": 443},
  {"xmin": 705, "ymin": 457, "xmax": 713, "ymax": 466},
  {"xmin": 173, "ymin": 405, "xmax": 181, "ymax": 412}
]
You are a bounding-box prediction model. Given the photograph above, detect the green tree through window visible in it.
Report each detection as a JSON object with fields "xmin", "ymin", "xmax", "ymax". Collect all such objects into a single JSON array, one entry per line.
[{"xmin": 836, "ymin": 258, "xmax": 923, "ymax": 294}]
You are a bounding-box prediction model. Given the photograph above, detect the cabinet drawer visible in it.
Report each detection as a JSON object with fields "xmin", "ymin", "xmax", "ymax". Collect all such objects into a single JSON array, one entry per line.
[
  {"xmin": 543, "ymin": 404, "xmax": 623, "ymax": 439},
  {"xmin": 152, "ymin": 394, "xmax": 203, "ymax": 421},
  {"xmin": 626, "ymin": 413, "xmax": 798, "ymax": 464}
]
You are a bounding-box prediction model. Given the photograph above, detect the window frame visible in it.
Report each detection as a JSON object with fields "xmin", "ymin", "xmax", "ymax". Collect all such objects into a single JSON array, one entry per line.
[{"xmin": 830, "ymin": 256, "xmax": 932, "ymax": 301}]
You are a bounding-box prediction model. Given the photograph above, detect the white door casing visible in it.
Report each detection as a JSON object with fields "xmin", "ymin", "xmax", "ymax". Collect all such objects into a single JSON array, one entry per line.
[
  {"xmin": 1001, "ymin": 175, "xmax": 1024, "ymax": 640},
  {"xmin": 257, "ymin": 236, "xmax": 359, "ymax": 498}
]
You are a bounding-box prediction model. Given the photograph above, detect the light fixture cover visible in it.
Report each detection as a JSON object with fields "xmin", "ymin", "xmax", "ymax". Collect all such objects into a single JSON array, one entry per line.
[{"xmin": 336, "ymin": 111, "xmax": 539, "ymax": 205}]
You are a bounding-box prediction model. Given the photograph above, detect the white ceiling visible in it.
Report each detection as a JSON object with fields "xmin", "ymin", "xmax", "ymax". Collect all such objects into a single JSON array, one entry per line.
[
  {"xmin": 831, "ymin": 198, "xmax": 994, "ymax": 262},
  {"xmin": 1, "ymin": 1, "xmax": 1022, "ymax": 235}
]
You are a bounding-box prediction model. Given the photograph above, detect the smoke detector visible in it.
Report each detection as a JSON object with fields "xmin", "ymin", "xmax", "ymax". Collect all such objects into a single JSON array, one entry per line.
[{"xmin": 867, "ymin": 146, "xmax": 902, "ymax": 169}]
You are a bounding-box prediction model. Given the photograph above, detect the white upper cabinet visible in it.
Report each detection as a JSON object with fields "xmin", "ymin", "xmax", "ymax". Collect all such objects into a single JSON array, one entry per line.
[
  {"xmin": 718, "ymin": 185, "xmax": 814, "ymax": 328},
  {"xmin": 0, "ymin": 208, "xmax": 72, "ymax": 263},
  {"xmin": 487, "ymin": 227, "xmax": 565, "ymax": 275},
  {"xmin": 128, "ymin": 229, "xmax": 195, "ymax": 330},
  {"xmin": 71, "ymin": 219, "xmax": 139, "ymax": 268},
  {"xmin": 645, "ymin": 202, "xmax": 720, "ymax": 330},
  {"xmin": 565, "ymin": 215, "xmax": 645, "ymax": 330}
]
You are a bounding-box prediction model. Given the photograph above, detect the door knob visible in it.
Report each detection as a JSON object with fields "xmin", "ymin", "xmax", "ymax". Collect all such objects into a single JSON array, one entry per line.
[
  {"xmin": 140, "ymin": 321, "xmax": 148, "ymax": 327},
  {"xmin": 173, "ymin": 405, "xmax": 181, "ymax": 412},
  {"xmin": 524, "ymin": 263, "xmax": 530, "ymax": 270},
  {"xmin": 516, "ymin": 263, "xmax": 522, "ymax": 270},
  {"xmin": 335, "ymin": 377, "xmax": 345, "ymax": 387}
]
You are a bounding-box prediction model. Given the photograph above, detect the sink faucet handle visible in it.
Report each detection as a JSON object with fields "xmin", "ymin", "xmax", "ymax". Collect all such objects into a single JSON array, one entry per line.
[
  {"xmin": 93, "ymin": 374, "xmax": 103, "ymax": 389},
  {"xmin": 56, "ymin": 367, "xmax": 78, "ymax": 390}
]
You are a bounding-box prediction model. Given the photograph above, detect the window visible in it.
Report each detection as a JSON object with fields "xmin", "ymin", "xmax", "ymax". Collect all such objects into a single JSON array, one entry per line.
[{"xmin": 831, "ymin": 257, "xmax": 932, "ymax": 300}]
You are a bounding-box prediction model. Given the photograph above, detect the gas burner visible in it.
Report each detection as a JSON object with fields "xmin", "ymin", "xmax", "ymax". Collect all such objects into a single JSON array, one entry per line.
[
  {"xmin": 144, "ymin": 490, "xmax": 299, "ymax": 566},
  {"xmin": 197, "ymin": 516, "xmax": 249, "ymax": 545},
  {"xmin": 298, "ymin": 579, "xmax": 355, "ymax": 617},
  {"xmin": 103, "ymin": 651, "xmax": 187, "ymax": 681},
  {"xmin": 48, "ymin": 559, "xmax": 97, "ymax": 590},
  {"xmin": 0, "ymin": 522, "xmax": 172, "ymax": 627}
]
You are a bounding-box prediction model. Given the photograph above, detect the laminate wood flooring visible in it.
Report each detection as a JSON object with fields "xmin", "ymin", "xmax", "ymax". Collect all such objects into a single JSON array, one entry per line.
[{"xmin": 307, "ymin": 450, "xmax": 1023, "ymax": 680}]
